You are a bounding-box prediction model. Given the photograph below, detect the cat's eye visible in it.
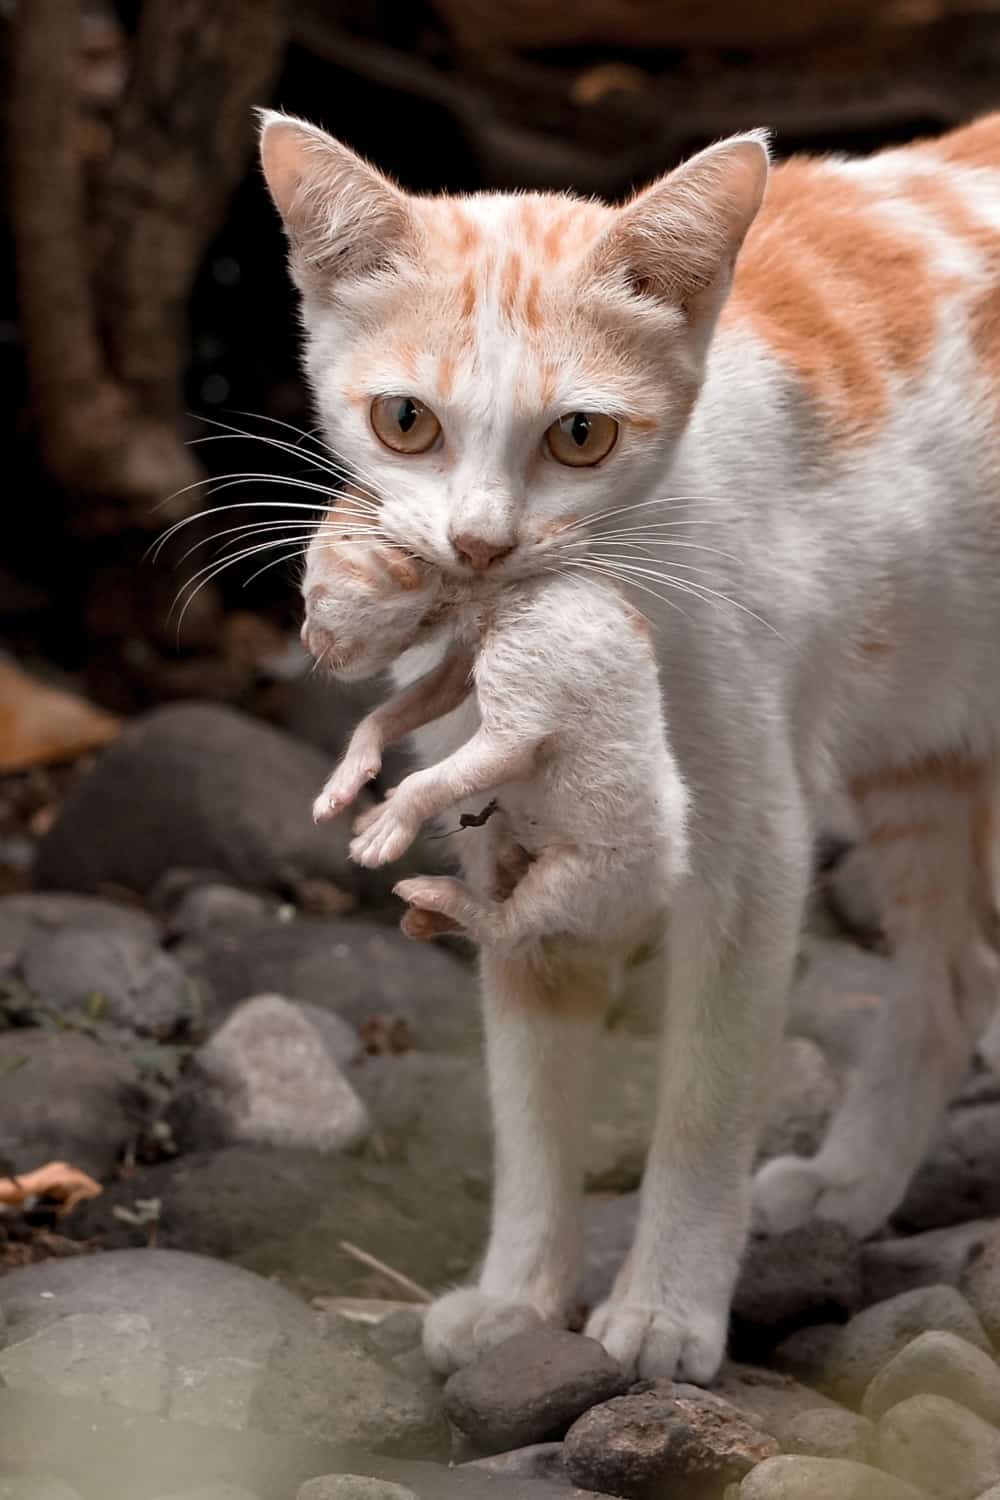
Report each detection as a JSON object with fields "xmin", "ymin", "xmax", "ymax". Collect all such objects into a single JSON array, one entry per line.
[
  {"xmin": 545, "ymin": 412, "xmax": 619, "ymax": 467},
  {"xmin": 370, "ymin": 396, "xmax": 442, "ymax": 455}
]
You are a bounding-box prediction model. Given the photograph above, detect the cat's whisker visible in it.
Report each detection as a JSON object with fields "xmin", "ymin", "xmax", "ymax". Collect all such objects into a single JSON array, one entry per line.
[
  {"xmin": 578, "ymin": 555, "xmax": 785, "ymax": 639},
  {"xmin": 175, "ymin": 519, "xmax": 386, "ymax": 569},
  {"xmin": 562, "ymin": 558, "xmax": 692, "ymax": 622},
  {"xmin": 150, "ymin": 488, "xmax": 383, "ymax": 562},
  {"xmin": 589, "ymin": 538, "xmax": 744, "ymax": 564},
  {"xmin": 190, "ymin": 415, "xmax": 352, "ymax": 482}
]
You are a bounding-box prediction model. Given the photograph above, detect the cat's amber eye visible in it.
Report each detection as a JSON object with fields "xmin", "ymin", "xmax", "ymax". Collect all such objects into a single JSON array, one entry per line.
[
  {"xmin": 545, "ymin": 412, "xmax": 619, "ymax": 467},
  {"xmin": 370, "ymin": 396, "xmax": 442, "ymax": 455}
]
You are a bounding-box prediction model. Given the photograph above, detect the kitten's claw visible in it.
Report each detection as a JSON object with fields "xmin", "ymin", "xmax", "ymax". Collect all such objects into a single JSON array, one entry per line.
[
  {"xmin": 313, "ymin": 751, "xmax": 381, "ymax": 823},
  {"xmin": 395, "ymin": 875, "xmax": 483, "ymax": 933}
]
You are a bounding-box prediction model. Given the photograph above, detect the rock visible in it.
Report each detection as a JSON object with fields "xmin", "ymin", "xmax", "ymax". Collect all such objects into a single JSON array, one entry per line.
[
  {"xmin": 962, "ymin": 1228, "xmax": 1000, "ymax": 1344},
  {"xmin": 861, "ymin": 1222, "xmax": 999, "ymax": 1305},
  {"xmin": 771, "ymin": 1325, "xmax": 843, "ymax": 1386},
  {"xmin": 0, "ymin": 1482, "xmax": 84, "ymax": 1500},
  {"xmin": 564, "ymin": 1384, "xmax": 779, "ymax": 1498},
  {"xmin": 175, "ymin": 915, "xmax": 480, "ymax": 1052},
  {"xmin": 822, "ymin": 1285, "xmax": 991, "ymax": 1406},
  {"xmin": 974, "ymin": 1488, "xmax": 1000, "ymax": 1500},
  {"xmin": 778, "ymin": 1409, "xmax": 873, "ymax": 1463},
  {"xmin": 461, "ymin": 1444, "xmax": 567, "ymax": 1481},
  {"xmin": 757, "ymin": 1039, "xmax": 841, "ymax": 1163},
  {"xmin": 732, "ymin": 1222, "xmax": 862, "ymax": 1340},
  {"xmin": 738, "ymin": 1456, "xmax": 926, "ymax": 1499},
  {"xmin": 150, "ymin": 1490, "xmax": 261, "ymax": 1500},
  {"xmin": 586, "ymin": 1037, "xmax": 657, "ymax": 1192},
  {"xmin": 897, "ymin": 1100, "xmax": 1000, "ymax": 1231},
  {"xmin": 166, "ymin": 882, "xmax": 275, "ymax": 938},
  {"xmin": 862, "ymin": 1330, "xmax": 1000, "ymax": 1424},
  {"xmin": 72, "ymin": 1144, "xmax": 489, "ymax": 1305},
  {"xmin": 443, "ymin": 1329, "xmax": 626, "ymax": 1453},
  {"xmin": 171, "ymin": 994, "xmax": 369, "ymax": 1153},
  {"xmin": 874, "ymin": 1393, "xmax": 1000, "ymax": 1499},
  {"xmin": 0, "ymin": 1249, "xmax": 447, "ymax": 1457},
  {"xmin": 0, "ymin": 1029, "xmax": 145, "ymax": 1178},
  {"xmin": 785, "ymin": 938, "xmax": 889, "ymax": 1069},
  {"xmin": 20, "ymin": 927, "xmax": 193, "ymax": 1037},
  {"xmin": 708, "ymin": 1364, "xmax": 844, "ymax": 1446},
  {"xmin": 0, "ymin": 892, "xmax": 160, "ymax": 959},
  {"xmin": 297, "ymin": 1484, "xmax": 417, "ymax": 1500},
  {"xmin": 366, "ymin": 1308, "xmax": 427, "ymax": 1358},
  {"xmin": 581, "ymin": 1192, "xmax": 638, "ymax": 1311},
  {"xmin": 32, "ymin": 703, "xmax": 373, "ymax": 900}
]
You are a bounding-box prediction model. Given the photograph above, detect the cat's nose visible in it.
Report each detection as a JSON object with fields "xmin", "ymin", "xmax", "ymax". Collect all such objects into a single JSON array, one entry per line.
[{"xmin": 449, "ymin": 531, "xmax": 515, "ymax": 573}]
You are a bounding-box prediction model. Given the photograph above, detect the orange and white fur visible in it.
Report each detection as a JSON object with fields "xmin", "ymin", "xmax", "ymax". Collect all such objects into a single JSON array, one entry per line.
[
  {"xmin": 306, "ymin": 532, "xmax": 687, "ymax": 954},
  {"xmin": 261, "ymin": 109, "xmax": 1000, "ymax": 1382}
]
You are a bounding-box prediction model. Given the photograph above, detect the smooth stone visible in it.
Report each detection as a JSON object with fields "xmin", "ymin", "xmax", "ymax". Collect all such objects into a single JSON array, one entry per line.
[
  {"xmin": 297, "ymin": 1481, "xmax": 418, "ymax": 1500},
  {"xmin": 897, "ymin": 1100, "xmax": 1000, "ymax": 1232},
  {"xmin": 963, "ymin": 1228, "xmax": 1000, "ymax": 1345},
  {"xmin": 739, "ymin": 1455, "xmax": 927, "ymax": 1498},
  {"xmin": 778, "ymin": 1409, "xmax": 873, "ymax": 1463},
  {"xmin": 785, "ymin": 938, "xmax": 889, "ymax": 1069},
  {"xmin": 443, "ymin": 1329, "xmax": 626, "ymax": 1453},
  {"xmin": 733, "ymin": 1221, "xmax": 862, "ymax": 1339},
  {"xmin": 172, "ymin": 994, "xmax": 369, "ymax": 1153},
  {"xmin": 874, "ymin": 1393, "xmax": 1000, "ymax": 1499},
  {"xmin": 821, "ymin": 1284, "xmax": 991, "ymax": 1406},
  {"xmin": 20, "ymin": 928, "xmax": 193, "ymax": 1037},
  {"xmin": 564, "ymin": 1383, "xmax": 779, "ymax": 1497},
  {"xmin": 862, "ymin": 1329, "xmax": 1000, "ymax": 1424},
  {"xmin": 771, "ymin": 1325, "xmax": 843, "ymax": 1387},
  {"xmin": 461, "ymin": 1444, "xmax": 567, "ymax": 1481},
  {"xmin": 149, "ymin": 1490, "xmax": 262, "ymax": 1500},
  {"xmin": 862, "ymin": 1221, "xmax": 999, "ymax": 1305},
  {"xmin": 708, "ymin": 1363, "xmax": 843, "ymax": 1446},
  {"xmin": 757, "ymin": 1039, "xmax": 841, "ymax": 1163},
  {"xmin": 0, "ymin": 1028, "xmax": 145, "ymax": 1178}
]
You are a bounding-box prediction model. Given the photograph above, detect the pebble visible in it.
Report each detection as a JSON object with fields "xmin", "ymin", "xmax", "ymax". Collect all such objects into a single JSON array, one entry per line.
[
  {"xmin": 20, "ymin": 926, "xmax": 192, "ymax": 1037},
  {"xmin": 757, "ymin": 1038, "xmax": 841, "ymax": 1162},
  {"xmin": 149, "ymin": 1490, "xmax": 262, "ymax": 1500},
  {"xmin": 874, "ymin": 1393, "xmax": 1000, "ymax": 1499},
  {"xmin": 173, "ymin": 994, "xmax": 370, "ymax": 1153},
  {"xmin": 709, "ymin": 1364, "xmax": 843, "ymax": 1444},
  {"xmin": 297, "ymin": 1482, "xmax": 418, "ymax": 1500},
  {"xmin": 738, "ymin": 1455, "xmax": 927, "ymax": 1498},
  {"xmin": 963, "ymin": 1228, "xmax": 1000, "ymax": 1344},
  {"xmin": 443, "ymin": 1328, "xmax": 626, "ymax": 1453},
  {"xmin": 732, "ymin": 1221, "xmax": 862, "ymax": 1339},
  {"xmin": 563, "ymin": 1383, "xmax": 780, "ymax": 1497},
  {"xmin": 777, "ymin": 1408, "xmax": 873, "ymax": 1463},
  {"xmin": 821, "ymin": 1284, "xmax": 991, "ymax": 1405},
  {"xmin": 771, "ymin": 1324, "xmax": 843, "ymax": 1386},
  {"xmin": 861, "ymin": 1221, "xmax": 999, "ymax": 1305},
  {"xmin": 461, "ymin": 1444, "xmax": 567, "ymax": 1480},
  {"xmin": 862, "ymin": 1329, "xmax": 1000, "ymax": 1424}
]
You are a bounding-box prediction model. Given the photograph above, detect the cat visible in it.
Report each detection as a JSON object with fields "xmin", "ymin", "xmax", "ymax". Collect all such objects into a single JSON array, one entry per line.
[
  {"xmin": 260, "ymin": 107, "xmax": 1000, "ymax": 1382},
  {"xmin": 304, "ymin": 513, "xmax": 688, "ymax": 955}
]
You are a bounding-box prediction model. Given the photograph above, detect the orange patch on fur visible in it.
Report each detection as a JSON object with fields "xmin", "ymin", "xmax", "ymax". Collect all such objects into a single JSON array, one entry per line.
[
  {"xmin": 539, "ymin": 359, "xmax": 558, "ymax": 408},
  {"xmin": 501, "ymin": 252, "xmax": 523, "ymax": 320},
  {"xmin": 490, "ymin": 950, "xmax": 612, "ymax": 1018},
  {"xmin": 930, "ymin": 113, "xmax": 1000, "ymax": 172},
  {"xmin": 865, "ymin": 819, "xmax": 940, "ymax": 847},
  {"xmin": 437, "ymin": 344, "xmax": 458, "ymax": 402},
  {"xmin": 850, "ymin": 750, "xmax": 986, "ymax": 801},
  {"xmin": 380, "ymin": 548, "xmax": 425, "ymax": 591},
  {"xmin": 725, "ymin": 161, "xmax": 938, "ymax": 435},
  {"xmin": 458, "ymin": 269, "xmax": 478, "ymax": 321},
  {"xmin": 451, "ymin": 207, "xmax": 481, "ymax": 259},
  {"xmin": 541, "ymin": 213, "xmax": 570, "ymax": 264},
  {"xmin": 523, "ymin": 273, "xmax": 543, "ymax": 330}
]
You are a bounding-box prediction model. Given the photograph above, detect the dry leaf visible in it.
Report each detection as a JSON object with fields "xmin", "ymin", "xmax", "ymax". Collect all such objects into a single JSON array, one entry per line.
[
  {"xmin": 0, "ymin": 1160, "xmax": 103, "ymax": 1214},
  {"xmin": 0, "ymin": 658, "xmax": 120, "ymax": 773}
]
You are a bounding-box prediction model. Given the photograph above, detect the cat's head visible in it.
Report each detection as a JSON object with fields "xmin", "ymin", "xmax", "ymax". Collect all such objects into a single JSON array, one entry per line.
[{"xmin": 259, "ymin": 113, "xmax": 768, "ymax": 585}]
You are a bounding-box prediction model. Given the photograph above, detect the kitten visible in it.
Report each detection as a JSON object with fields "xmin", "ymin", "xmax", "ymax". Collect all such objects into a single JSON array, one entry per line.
[
  {"xmin": 261, "ymin": 110, "xmax": 1000, "ymax": 1382},
  {"xmin": 306, "ymin": 529, "xmax": 688, "ymax": 956}
]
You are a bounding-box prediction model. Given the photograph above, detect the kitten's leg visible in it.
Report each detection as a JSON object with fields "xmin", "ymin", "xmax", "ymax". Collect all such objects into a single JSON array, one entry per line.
[
  {"xmin": 587, "ymin": 787, "xmax": 810, "ymax": 1380},
  {"xmin": 350, "ymin": 730, "xmax": 536, "ymax": 867},
  {"xmin": 313, "ymin": 650, "xmax": 473, "ymax": 822},
  {"xmin": 423, "ymin": 948, "xmax": 610, "ymax": 1373},
  {"xmin": 755, "ymin": 755, "xmax": 1000, "ymax": 1237}
]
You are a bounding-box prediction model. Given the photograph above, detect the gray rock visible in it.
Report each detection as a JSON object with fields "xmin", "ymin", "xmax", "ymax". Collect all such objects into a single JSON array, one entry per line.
[
  {"xmin": 581, "ymin": 1192, "xmax": 637, "ymax": 1311},
  {"xmin": 733, "ymin": 1222, "xmax": 862, "ymax": 1337},
  {"xmin": 0, "ymin": 1029, "xmax": 145, "ymax": 1178},
  {"xmin": 973, "ymin": 1488, "xmax": 1000, "ymax": 1500},
  {"xmin": 874, "ymin": 1393, "xmax": 1000, "ymax": 1499},
  {"xmin": 586, "ymin": 1036, "xmax": 659, "ymax": 1193},
  {"xmin": 822, "ymin": 1284, "xmax": 991, "ymax": 1406},
  {"xmin": 786, "ymin": 939, "xmax": 889, "ymax": 1069},
  {"xmin": 443, "ymin": 1329, "xmax": 625, "ymax": 1453},
  {"xmin": 862, "ymin": 1221, "xmax": 999, "ymax": 1305},
  {"xmin": 149, "ymin": 1490, "xmax": 261, "ymax": 1500},
  {"xmin": 738, "ymin": 1456, "xmax": 926, "ymax": 1499},
  {"xmin": 963, "ymin": 1228, "xmax": 1000, "ymax": 1345},
  {"xmin": 32, "ymin": 704, "xmax": 367, "ymax": 900},
  {"xmin": 173, "ymin": 994, "xmax": 369, "ymax": 1153},
  {"xmin": 0, "ymin": 891, "xmax": 160, "ymax": 957},
  {"xmin": 758, "ymin": 1039, "xmax": 841, "ymax": 1163},
  {"xmin": 297, "ymin": 1484, "xmax": 417, "ymax": 1500},
  {"xmin": 175, "ymin": 915, "xmax": 480, "ymax": 1052},
  {"xmin": 167, "ymin": 883, "xmax": 275, "ymax": 938},
  {"xmin": 897, "ymin": 1100, "xmax": 1000, "ymax": 1232},
  {"xmin": 778, "ymin": 1409, "xmax": 873, "ymax": 1463},
  {"xmin": 771, "ymin": 1325, "xmax": 843, "ymax": 1387},
  {"xmin": 862, "ymin": 1330, "xmax": 1000, "ymax": 1424},
  {"xmin": 564, "ymin": 1384, "xmax": 779, "ymax": 1498},
  {"xmin": 367, "ymin": 1309, "xmax": 427, "ymax": 1359},
  {"xmin": 0, "ymin": 1249, "xmax": 447, "ymax": 1457},
  {"xmin": 0, "ymin": 1481, "xmax": 84, "ymax": 1500},
  {"xmin": 461, "ymin": 1444, "xmax": 567, "ymax": 1481},
  {"xmin": 709, "ymin": 1363, "xmax": 843, "ymax": 1445},
  {"xmin": 72, "ymin": 1144, "xmax": 488, "ymax": 1305},
  {"xmin": 20, "ymin": 927, "xmax": 193, "ymax": 1037}
]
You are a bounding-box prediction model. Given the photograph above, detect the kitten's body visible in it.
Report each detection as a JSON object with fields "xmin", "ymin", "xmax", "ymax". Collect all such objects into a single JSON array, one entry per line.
[{"xmin": 262, "ymin": 112, "xmax": 1000, "ymax": 1383}]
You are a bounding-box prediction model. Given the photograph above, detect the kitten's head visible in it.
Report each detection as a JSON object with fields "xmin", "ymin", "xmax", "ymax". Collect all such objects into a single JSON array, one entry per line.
[{"xmin": 260, "ymin": 113, "xmax": 768, "ymax": 584}]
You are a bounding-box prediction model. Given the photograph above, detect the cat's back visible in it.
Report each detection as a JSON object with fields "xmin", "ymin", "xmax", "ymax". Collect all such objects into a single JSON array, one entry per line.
[{"xmin": 719, "ymin": 115, "xmax": 1000, "ymax": 448}]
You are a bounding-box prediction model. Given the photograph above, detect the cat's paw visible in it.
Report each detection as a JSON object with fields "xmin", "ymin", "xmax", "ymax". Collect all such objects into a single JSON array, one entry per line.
[
  {"xmin": 313, "ymin": 747, "xmax": 381, "ymax": 823},
  {"xmin": 753, "ymin": 1154, "xmax": 891, "ymax": 1238},
  {"xmin": 585, "ymin": 1297, "xmax": 726, "ymax": 1383},
  {"xmin": 395, "ymin": 875, "xmax": 483, "ymax": 933},
  {"xmin": 422, "ymin": 1288, "xmax": 546, "ymax": 1375},
  {"xmin": 350, "ymin": 800, "xmax": 418, "ymax": 867}
]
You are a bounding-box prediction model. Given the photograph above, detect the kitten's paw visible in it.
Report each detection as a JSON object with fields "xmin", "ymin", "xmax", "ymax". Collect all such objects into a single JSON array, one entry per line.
[
  {"xmin": 313, "ymin": 749, "xmax": 381, "ymax": 823},
  {"xmin": 753, "ymin": 1154, "xmax": 890, "ymax": 1238},
  {"xmin": 422, "ymin": 1288, "xmax": 546, "ymax": 1375},
  {"xmin": 400, "ymin": 906, "xmax": 462, "ymax": 941},
  {"xmin": 350, "ymin": 801, "xmax": 418, "ymax": 867},
  {"xmin": 585, "ymin": 1298, "xmax": 726, "ymax": 1383},
  {"xmin": 395, "ymin": 876, "xmax": 492, "ymax": 940}
]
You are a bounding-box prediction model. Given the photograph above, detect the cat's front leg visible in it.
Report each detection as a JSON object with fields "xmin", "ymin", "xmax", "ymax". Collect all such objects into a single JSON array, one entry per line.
[{"xmin": 587, "ymin": 791, "xmax": 809, "ymax": 1381}]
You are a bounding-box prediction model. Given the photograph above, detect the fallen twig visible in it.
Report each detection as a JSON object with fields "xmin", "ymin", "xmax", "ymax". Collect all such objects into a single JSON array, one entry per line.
[{"xmin": 337, "ymin": 1239, "xmax": 432, "ymax": 1303}]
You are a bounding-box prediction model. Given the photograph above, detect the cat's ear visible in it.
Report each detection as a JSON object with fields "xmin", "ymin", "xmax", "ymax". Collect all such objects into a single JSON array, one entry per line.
[
  {"xmin": 598, "ymin": 131, "xmax": 770, "ymax": 315},
  {"xmin": 258, "ymin": 111, "xmax": 413, "ymax": 294}
]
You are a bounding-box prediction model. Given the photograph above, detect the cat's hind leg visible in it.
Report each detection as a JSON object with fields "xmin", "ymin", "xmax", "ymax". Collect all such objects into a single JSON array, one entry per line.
[{"xmin": 755, "ymin": 753, "xmax": 1000, "ymax": 1238}]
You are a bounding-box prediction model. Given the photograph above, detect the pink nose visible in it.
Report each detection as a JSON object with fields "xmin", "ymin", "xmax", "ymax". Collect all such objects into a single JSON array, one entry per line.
[{"xmin": 449, "ymin": 532, "xmax": 515, "ymax": 573}]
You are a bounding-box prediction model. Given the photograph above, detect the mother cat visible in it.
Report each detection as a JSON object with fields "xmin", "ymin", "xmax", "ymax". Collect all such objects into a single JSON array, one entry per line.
[{"xmin": 260, "ymin": 110, "xmax": 1000, "ymax": 1382}]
